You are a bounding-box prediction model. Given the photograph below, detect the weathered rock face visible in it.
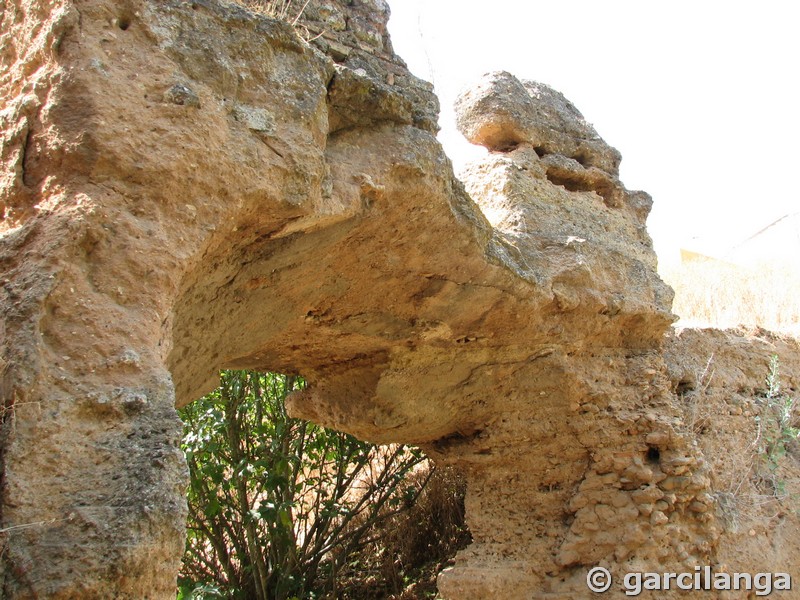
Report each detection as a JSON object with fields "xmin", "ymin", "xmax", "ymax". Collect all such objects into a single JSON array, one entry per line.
[
  {"xmin": 1, "ymin": 1, "xmax": 798, "ymax": 599},
  {"xmin": 455, "ymin": 71, "xmax": 622, "ymax": 174},
  {"xmin": 664, "ymin": 328, "xmax": 800, "ymax": 586}
]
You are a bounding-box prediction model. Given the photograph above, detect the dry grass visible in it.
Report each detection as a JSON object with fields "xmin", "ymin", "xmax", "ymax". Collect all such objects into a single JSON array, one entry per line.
[
  {"xmin": 238, "ymin": 0, "xmax": 310, "ymax": 23},
  {"xmin": 701, "ymin": 403, "xmax": 792, "ymax": 534},
  {"xmin": 332, "ymin": 466, "xmax": 470, "ymax": 600},
  {"xmin": 691, "ymin": 356, "xmax": 800, "ymax": 534},
  {"xmin": 674, "ymin": 349, "xmax": 800, "ymax": 536},
  {"xmin": 714, "ymin": 438, "xmax": 800, "ymax": 534},
  {"xmin": 235, "ymin": 0, "xmax": 323, "ymax": 42},
  {"xmin": 678, "ymin": 354, "xmax": 716, "ymax": 436},
  {"xmin": 661, "ymin": 259, "xmax": 800, "ymax": 337}
]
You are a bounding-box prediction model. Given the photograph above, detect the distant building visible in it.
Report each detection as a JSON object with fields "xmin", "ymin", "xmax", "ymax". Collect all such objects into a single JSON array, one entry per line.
[
  {"xmin": 680, "ymin": 212, "xmax": 799, "ymax": 268},
  {"xmin": 723, "ymin": 212, "xmax": 800, "ymax": 267}
]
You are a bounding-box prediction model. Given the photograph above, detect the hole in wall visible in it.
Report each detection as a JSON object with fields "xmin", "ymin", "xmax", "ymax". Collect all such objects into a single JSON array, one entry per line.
[
  {"xmin": 545, "ymin": 170, "xmax": 592, "ymax": 194},
  {"xmin": 538, "ymin": 482, "xmax": 563, "ymax": 493},
  {"xmin": 572, "ymin": 151, "xmax": 590, "ymax": 168},
  {"xmin": 495, "ymin": 140, "xmax": 520, "ymax": 152},
  {"xmin": 646, "ymin": 446, "xmax": 661, "ymax": 465},
  {"xmin": 544, "ymin": 166, "xmax": 618, "ymax": 207}
]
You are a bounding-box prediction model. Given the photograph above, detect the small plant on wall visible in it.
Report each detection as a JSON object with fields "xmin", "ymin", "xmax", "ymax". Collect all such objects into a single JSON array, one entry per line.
[{"xmin": 754, "ymin": 355, "xmax": 800, "ymax": 497}]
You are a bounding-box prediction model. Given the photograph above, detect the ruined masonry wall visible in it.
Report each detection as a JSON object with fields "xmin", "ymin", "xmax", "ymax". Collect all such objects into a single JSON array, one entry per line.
[{"xmin": 0, "ymin": 1, "xmax": 798, "ymax": 599}]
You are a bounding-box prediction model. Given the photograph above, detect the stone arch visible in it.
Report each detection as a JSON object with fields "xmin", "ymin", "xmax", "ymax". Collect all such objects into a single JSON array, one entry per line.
[{"xmin": 5, "ymin": 2, "xmax": 798, "ymax": 599}]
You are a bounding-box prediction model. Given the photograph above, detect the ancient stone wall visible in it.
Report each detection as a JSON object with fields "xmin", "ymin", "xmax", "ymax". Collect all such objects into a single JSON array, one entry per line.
[{"xmin": 1, "ymin": 1, "xmax": 798, "ymax": 598}]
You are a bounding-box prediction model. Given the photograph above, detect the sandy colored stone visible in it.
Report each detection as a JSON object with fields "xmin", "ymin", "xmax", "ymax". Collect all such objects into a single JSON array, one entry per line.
[
  {"xmin": 455, "ymin": 71, "xmax": 622, "ymax": 174},
  {"xmin": 1, "ymin": 1, "xmax": 799, "ymax": 599}
]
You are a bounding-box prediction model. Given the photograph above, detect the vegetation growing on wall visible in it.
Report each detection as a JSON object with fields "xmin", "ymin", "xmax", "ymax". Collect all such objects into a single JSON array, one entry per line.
[
  {"xmin": 239, "ymin": 0, "xmax": 310, "ymax": 23},
  {"xmin": 755, "ymin": 355, "xmax": 800, "ymax": 497}
]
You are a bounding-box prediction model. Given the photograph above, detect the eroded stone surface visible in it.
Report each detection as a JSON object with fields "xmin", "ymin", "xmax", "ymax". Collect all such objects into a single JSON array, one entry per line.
[
  {"xmin": 1, "ymin": 1, "xmax": 799, "ymax": 599},
  {"xmin": 455, "ymin": 71, "xmax": 622, "ymax": 174}
]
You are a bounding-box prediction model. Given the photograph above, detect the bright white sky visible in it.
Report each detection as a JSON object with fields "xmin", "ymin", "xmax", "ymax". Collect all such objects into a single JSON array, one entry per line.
[{"xmin": 386, "ymin": 0, "xmax": 799, "ymax": 263}]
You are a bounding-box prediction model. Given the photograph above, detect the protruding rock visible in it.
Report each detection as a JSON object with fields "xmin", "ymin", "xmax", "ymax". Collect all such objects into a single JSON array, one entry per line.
[
  {"xmin": 455, "ymin": 71, "xmax": 621, "ymax": 175},
  {"xmin": 163, "ymin": 83, "xmax": 200, "ymax": 108}
]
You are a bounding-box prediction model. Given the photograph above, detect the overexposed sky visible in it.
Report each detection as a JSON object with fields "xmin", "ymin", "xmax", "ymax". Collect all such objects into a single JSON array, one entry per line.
[{"xmin": 386, "ymin": 0, "xmax": 799, "ymax": 263}]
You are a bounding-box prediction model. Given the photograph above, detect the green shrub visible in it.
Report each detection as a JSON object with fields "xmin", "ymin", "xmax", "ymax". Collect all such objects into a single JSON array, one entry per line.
[
  {"xmin": 178, "ymin": 370, "xmax": 432, "ymax": 600},
  {"xmin": 755, "ymin": 355, "xmax": 799, "ymax": 497}
]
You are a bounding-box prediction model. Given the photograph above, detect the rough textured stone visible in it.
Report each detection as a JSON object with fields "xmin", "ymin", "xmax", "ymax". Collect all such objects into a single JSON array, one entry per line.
[
  {"xmin": 455, "ymin": 71, "xmax": 622, "ymax": 175},
  {"xmin": 1, "ymin": 1, "xmax": 799, "ymax": 599}
]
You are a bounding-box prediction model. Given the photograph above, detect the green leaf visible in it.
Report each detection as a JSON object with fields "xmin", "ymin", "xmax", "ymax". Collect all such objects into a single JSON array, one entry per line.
[
  {"xmin": 204, "ymin": 497, "xmax": 222, "ymax": 518},
  {"xmin": 178, "ymin": 369, "xmax": 440, "ymax": 599}
]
